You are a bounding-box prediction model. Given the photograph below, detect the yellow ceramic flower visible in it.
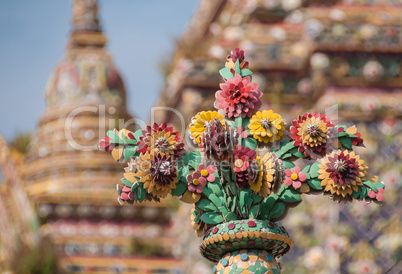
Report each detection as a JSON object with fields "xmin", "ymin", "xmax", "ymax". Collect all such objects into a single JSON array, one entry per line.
[
  {"xmin": 250, "ymin": 153, "xmax": 284, "ymax": 197},
  {"xmin": 189, "ymin": 111, "xmax": 226, "ymax": 143},
  {"xmin": 249, "ymin": 156, "xmax": 263, "ymax": 194},
  {"xmin": 126, "ymin": 152, "xmax": 178, "ymax": 199},
  {"xmin": 248, "ymin": 110, "xmax": 286, "ymax": 143}
]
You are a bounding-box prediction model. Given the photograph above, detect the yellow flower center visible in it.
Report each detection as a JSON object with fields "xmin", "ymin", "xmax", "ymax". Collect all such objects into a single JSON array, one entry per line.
[
  {"xmin": 235, "ymin": 159, "xmax": 244, "ymax": 168},
  {"xmin": 201, "ymin": 169, "xmax": 208, "ymax": 176},
  {"xmin": 193, "ymin": 179, "xmax": 200, "ymax": 186},
  {"xmin": 291, "ymin": 173, "xmax": 298, "ymax": 180}
]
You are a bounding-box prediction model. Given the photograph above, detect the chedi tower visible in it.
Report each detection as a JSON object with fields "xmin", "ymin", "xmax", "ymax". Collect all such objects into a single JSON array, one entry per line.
[{"xmin": 22, "ymin": 0, "xmax": 183, "ymax": 272}]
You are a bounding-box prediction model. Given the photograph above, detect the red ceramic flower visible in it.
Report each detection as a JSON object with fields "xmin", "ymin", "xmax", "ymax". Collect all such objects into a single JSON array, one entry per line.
[
  {"xmin": 284, "ymin": 166, "xmax": 307, "ymax": 189},
  {"xmin": 214, "ymin": 74, "xmax": 262, "ymax": 118},
  {"xmin": 233, "ymin": 145, "xmax": 257, "ymax": 188},
  {"xmin": 290, "ymin": 111, "xmax": 334, "ymax": 159},
  {"xmin": 137, "ymin": 122, "xmax": 185, "ymax": 159}
]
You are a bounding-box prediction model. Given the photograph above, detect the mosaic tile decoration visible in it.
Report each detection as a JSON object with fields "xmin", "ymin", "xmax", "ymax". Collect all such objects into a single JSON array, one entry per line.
[
  {"xmin": 213, "ymin": 249, "xmax": 281, "ymax": 274},
  {"xmin": 200, "ymin": 219, "xmax": 293, "ymax": 263}
]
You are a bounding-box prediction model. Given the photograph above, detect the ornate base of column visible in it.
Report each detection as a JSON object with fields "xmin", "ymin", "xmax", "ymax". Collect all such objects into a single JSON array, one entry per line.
[
  {"xmin": 199, "ymin": 219, "xmax": 293, "ymax": 274},
  {"xmin": 214, "ymin": 249, "xmax": 280, "ymax": 273}
]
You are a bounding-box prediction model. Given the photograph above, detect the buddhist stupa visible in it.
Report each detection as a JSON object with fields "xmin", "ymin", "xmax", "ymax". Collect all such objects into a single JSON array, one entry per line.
[{"xmin": 21, "ymin": 0, "xmax": 183, "ymax": 271}]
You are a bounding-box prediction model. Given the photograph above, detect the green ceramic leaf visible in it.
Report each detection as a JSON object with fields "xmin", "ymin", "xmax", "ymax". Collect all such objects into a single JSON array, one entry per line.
[
  {"xmin": 260, "ymin": 194, "xmax": 279, "ymax": 219},
  {"xmin": 234, "ymin": 59, "xmax": 241, "ymax": 75},
  {"xmin": 352, "ymin": 186, "xmax": 362, "ymax": 199},
  {"xmin": 131, "ymin": 182, "xmax": 140, "ymax": 191},
  {"xmin": 222, "ymin": 169, "xmax": 234, "ymax": 184},
  {"xmin": 218, "ymin": 205, "xmax": 229, "ymax": 216},
  {"xmin": 249, "ymin": 205, "xmax": 259, "ymax": 218},
  {"xmin": 239, "ymin": 189, "xmax": 253, "ymax": 209},
  {"xmin": 309, "ymin": 162, "xmax": 320, "ymax": 178},
  {"xmin": 209, "ymin": 194, "xmax": 223, "ymax": 207},
  {"xmin": 337, "ymin": 132, "xmax": 348, "ymax": 137},
  {"xmin": 106, "ymin": 130, "xmax": 121, "ymax": 143},
  {"xmin": 301, "ymin": 165, "xmax": 310, "ymax": 174},
  {"xmin": 359, "ymin": 185, "xmax": 370, "ymax": 199},
  {"xmin": 308, "ymin": 178, "xmax": 322, "ymax": 190},
  {"xmin": 347, "ymin": 133, "xmax": 359, "ymax": 138},
  {"xmin": 123, "ymin": 146, "xmax": 137, "ymax": 161},
  {"xmin": 124, "ymin": 138, "xmax": 137, "ymax": 145},
  {"xmin": 273, "ymin": 140, "xmax": 294, "ymax": 158},
  {"xmin": 202, "ymin": 187, "xmax": 212, "ymax": 197},
  {"xmin": 200, "ymin": 212, "xmax": 224, "ymax": 224},
  {"xmin": 219, "ymin": 67, "xmax": 234, "ymax": 80},
  {"xmin": 178, "ymin": 165, "xmax": 190, "ymax": 181},
  {"xmin": 188, "ymin": 151, "xmax": 202, "ymax": 169},
  {"xmin": 293, "ymin": 151, "xmax": 306, "ymax": 158},
  {"xmin": 281, "ymin": 189, "xmax": 302, "ymax": 203},
  {"xmin": 208, "ymin": 182, "xmax": 223, "ymax": 196},
  {"xmin": 241, "ymin": 117, "xmax": 250, "ymax": 128},
  {"xmin": 120, "ymin": 178, "xmax": 133, "ymax": 188},
  {"xmin": 268, "ymin": 202, "xmax": 286, "ymax": 219},
  {"xmin": 240, "ymin": 68, "xmax": 253, "ymax": 78},
  {"xmin": 230, "ymin": 196, "xmax": 237, "ymax": 212},
  {"xmin": 277, "ymin": 184, "xmax": 287, "ymax": 196},
  {"xmin": 137, "ymin": 186, "xmax": 146, "ymax": 202},
  {"xmin": 282, "ymin": 153, "xmax": 292, "ymax": 159},
  {"xmin": 171, "ymin": 182, "xmax": 187, "ymax": 196},
  {"xmin": 225, "ymin": 212, "xmax": 238, "ymax": 221},
  {"xmin": 282, "ymin": 160, "xmax": 295, "ymax": 170},
  {"xmin": 133, "ymin": 128, "xmax": 143, "ymax": 140},
  {"xmin": 243, "ymin": 137, "xmax": 257, "ymax": 150},
  {"xmin": 235, "ymin": 116, "xmax": 243, "ymax": 129},
  {"xmin": 340, "ymin": 137, "xmax": 352, "ymax": 149},
  {"xmin": 363, "ymin": 180, "xmax": 378, "ymax": 192},
  {"xmin": 373, "ymin": 182, "xmax": 384, "ymax": 189},
  {"xmin": 252, "ymin": 193, "xmax": 263, "ymax": 204},
  {"xmin": 196, "ymin": 198, "xmax": 217, "ymax": 212}
]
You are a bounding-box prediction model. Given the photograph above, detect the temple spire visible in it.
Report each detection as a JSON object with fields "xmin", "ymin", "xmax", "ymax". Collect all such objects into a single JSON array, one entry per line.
[
  {"xmin": 72, "ymin": 0, "xmax": 101, "ymax": 32},
  {"xmin": 69, "ymin": 0, "xmax": 107, "ymax": 48}
]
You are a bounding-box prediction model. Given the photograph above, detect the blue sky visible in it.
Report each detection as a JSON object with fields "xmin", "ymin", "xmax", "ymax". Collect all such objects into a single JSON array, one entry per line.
[{"xmin": 0, "ymin": 0, "xmax": 198, "ymax": 141}]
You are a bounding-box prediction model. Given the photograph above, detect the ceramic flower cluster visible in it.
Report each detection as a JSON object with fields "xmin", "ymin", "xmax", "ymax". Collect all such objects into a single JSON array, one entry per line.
[{"xmin": 100, "ymin": 48, "xmax": 384, "ymax": 236}]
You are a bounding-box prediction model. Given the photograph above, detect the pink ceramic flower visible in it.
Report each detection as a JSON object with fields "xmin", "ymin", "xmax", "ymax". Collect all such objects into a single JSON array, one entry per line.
[
  {"xmin": 284, "ymin": 166, "xmax": 307, "ymax": 189},
  {"xmin": 186, "ymin": 164, "xmax": 216, "ymax": 193},
  {"xmin": 214, "ymin": 74, "xmax": 262, "ymax": 118},
  {"xmin": 368, "ymin": 188, "xmax": 384, "ymax": 202}
]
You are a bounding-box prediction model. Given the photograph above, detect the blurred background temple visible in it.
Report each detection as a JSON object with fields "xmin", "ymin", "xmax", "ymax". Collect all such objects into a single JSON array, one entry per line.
[
  {"xmin": 0, "ymin": 0, "xmax": 401, "ymax": 273},
  {"xmin": 1, "ymin": 0, "xmax": 183, "ymax": 273},
  {"xmin": 156, "ymin": 0, "xmax": 401, "ymax": 273}
]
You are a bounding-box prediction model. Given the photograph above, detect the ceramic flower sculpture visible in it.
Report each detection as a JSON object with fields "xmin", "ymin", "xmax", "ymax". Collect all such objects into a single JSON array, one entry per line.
[{"xmin": 100, "ymin": 48, "xmax": 384, "ymax": 273}]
